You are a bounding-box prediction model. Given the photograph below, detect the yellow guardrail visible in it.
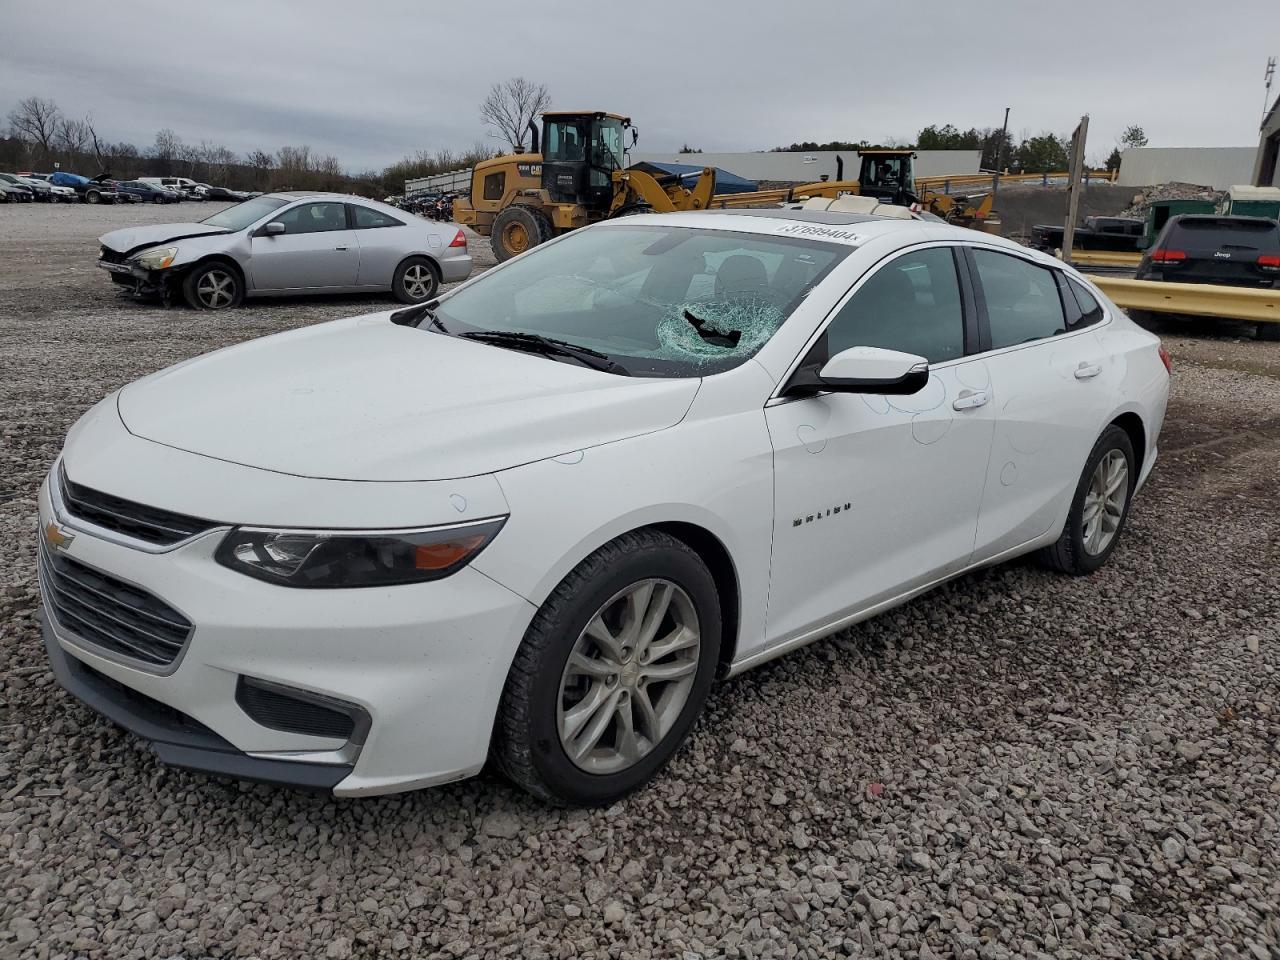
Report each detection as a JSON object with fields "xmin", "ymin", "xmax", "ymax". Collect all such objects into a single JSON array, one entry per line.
[
  {"xmin": 1086, "ymin": 276, "xmax": 1280, "ymax": 324},
  {"xmin": 1065, "ymin": 250, "xmax": 1143, "ymax": 267}
]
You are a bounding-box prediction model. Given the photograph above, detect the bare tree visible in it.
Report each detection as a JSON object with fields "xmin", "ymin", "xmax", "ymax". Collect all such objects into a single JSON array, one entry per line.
[
  {"xmin": 151, "ymin": 128, "xmax": 182, "ymax": 173},
  {"xmin": 84, "ymin": 115, "xmax": 109, "ymax": 170},
  {"xmin": 55, "ymin": 118, "xmax": 91, "ymax": 158},
  {"xmin": 7, "ymin": 96, "xmax": 63, "ymax": 162},
  {"xmin": 479, "ymin": 77, "xmax": 550, "ymax": 152}
]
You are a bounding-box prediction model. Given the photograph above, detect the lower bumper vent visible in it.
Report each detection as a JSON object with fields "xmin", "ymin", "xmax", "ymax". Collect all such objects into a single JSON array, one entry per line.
[{"xmin": 235, "ymin": 677, "xmax": 360, "ymax": 740}]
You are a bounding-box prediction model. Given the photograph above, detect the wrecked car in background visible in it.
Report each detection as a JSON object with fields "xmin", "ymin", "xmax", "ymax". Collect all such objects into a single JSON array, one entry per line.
[{"xmin": 96, "ymin": 192, "xmax": 472, "ymax": 309}]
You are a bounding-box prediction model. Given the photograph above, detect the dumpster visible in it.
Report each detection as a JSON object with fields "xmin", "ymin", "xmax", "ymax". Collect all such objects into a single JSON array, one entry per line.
[
  {"xmin": 1140, "ymin": 199, "xmax": 1217, "ymax": 249},
  {"xmin": 1225, "ymin": 185, "xmax": 1280, "ymax": 221}
]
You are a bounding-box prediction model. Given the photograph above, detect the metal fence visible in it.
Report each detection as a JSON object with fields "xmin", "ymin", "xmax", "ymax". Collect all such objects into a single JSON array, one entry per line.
[{"xmin": 404, "ymin": 168, "xmax": 471, "ymax": 196}]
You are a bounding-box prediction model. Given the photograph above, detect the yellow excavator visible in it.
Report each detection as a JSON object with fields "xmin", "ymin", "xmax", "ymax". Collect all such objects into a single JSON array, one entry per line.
[
  {"xmin": 454, "ymin": 111, "xmax": 718, "ymax": 261},
  {"xmin": 454, "ymin": 113, "xmax": 998, "ymax": 260}
]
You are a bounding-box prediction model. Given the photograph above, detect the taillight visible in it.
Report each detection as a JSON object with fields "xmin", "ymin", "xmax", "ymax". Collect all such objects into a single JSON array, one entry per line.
[
  {"xmin": 1151, "ymin": 249, "xmax": 1186, "ymax": 263},
  {"xmin": 1157, "ymin": 343, "xmax": 1172, "ymax": 375},
  {"xmin": 449, "ymin": 229, "xmax": 467, "ymax": 249},
  {"xmin": 1258, "ymin": 254, "xmax": 1280, "ymax": 271}
]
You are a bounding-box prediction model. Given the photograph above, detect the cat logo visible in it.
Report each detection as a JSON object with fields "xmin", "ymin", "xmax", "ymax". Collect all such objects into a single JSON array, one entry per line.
[
  {"xmin": 793, "ymin": 503, "xmax": 851, "ymax": 527},
  {"xmin": 44, "ymin": 521, "xmax": 75, "ymax": 552}
]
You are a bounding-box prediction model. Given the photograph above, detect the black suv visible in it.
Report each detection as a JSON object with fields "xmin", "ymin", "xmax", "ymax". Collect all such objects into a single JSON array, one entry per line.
[{"xmin": 1136, "ymin": 215, "xmax": 1280, "ymax": 289}]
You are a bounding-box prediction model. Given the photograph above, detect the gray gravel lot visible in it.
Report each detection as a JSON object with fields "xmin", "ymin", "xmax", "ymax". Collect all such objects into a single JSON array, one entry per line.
[{"xmin": 1, "ymin": 202, "xmax": 1278, "ymax": 960}]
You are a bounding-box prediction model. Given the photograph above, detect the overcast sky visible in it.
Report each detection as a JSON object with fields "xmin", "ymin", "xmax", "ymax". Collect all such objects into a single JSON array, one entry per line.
[{"xmin": 3, "ymin": 0, "xmax": 1275, "ymax": 172}]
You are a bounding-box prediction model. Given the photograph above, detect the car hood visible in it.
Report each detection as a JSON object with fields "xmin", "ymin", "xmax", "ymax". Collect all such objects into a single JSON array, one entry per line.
[
  {"xmin": 116, "ymin": 315, "xmax": 701, "ymax": 481},
  {"xmin": 99, "ymin": 223, "xmax": 230, "ymax": 255}
]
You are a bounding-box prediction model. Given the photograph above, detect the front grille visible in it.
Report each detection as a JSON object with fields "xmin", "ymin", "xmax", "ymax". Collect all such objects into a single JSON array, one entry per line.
[
  {"xmin": 236, "ymin": 678, "xmax": 356, "ymax": 740},
  {"xmin": 99, "ymin": 245, "xmax": 128, "ymax": 265},
  {"xmin": 39, "ymin": 544, "xmax": 193, "ymax": 669},
  {"xmin": 59, "ymin": 466, "xmax": 219, "ymax": 546}
]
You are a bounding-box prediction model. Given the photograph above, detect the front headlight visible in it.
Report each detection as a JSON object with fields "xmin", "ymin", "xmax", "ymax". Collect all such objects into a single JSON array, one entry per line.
[
  {"xmin": 214, "ymin": 518, "xmax": 506, "ymax": 588},
  {"xmin": 132, "ymin": 246, "xmax": 179, "ymax": 270}
]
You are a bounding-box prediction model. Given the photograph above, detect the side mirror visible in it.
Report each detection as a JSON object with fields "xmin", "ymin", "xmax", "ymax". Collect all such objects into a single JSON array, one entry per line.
[
  {"xmin": 631, "ymin": 127, "xmax": 640, "ymax": 147},
  {"xmin": 786, "ymin": 346, "xmax": 929, "ymax": 396},
  {"xmin": 258, "ymin": 221, "xmax": 285, "ymax": 237}
]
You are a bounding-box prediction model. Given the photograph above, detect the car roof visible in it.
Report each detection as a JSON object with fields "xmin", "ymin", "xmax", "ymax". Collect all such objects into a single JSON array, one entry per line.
[{"xmin": 600, "ymin": 207, "xmax": 1041, "ymax": 257}]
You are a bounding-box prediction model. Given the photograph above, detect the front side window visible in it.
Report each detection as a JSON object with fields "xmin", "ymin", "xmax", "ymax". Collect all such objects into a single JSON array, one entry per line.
[
  {"xmin": 433, "ymin": 225, "xmax": 847, "ymax": 378},
  {"xmin": 972, "ymin": 249, "xmax": 1065, "ymax": 349},
  {"xmin": 351, "ymin": 205, "xmax": 402, "ymax": 229},
  {"xmin": 821, "ymin": 247, "xmax": 965, "ymax": 364},
  {"xmin": 274, "ymin": 202, "xmax": 348, "ymax": 234}
]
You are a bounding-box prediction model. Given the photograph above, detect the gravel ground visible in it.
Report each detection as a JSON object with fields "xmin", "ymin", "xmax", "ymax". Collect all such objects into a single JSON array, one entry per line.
[{"xmin": 1, "ymin": 203, "xmax": 1278, "ymax": 960}]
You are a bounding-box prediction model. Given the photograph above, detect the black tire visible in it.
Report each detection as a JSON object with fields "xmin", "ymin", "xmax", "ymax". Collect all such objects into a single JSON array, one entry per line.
[
  {"xmin": 181, "ymin": 261, "xmax": 244, "ymax": 311},
  {"xmin": 85, "ymin": 190, "xmax": 100, "ymax": 204},
  {"xmin": 152, "ymin": 194, "xmax": 164, "ymax": 204},
  {"xmin": 1036, "ymin": 424, "xmax": 1136, "ymax": 575},
  {"xmin": 1257, "ymin": 322, "xmax": 1280, "ymax": 342},
  {"xmin": 391, "ymin": 256, "xmax": 439, "ymax": 304},
  {"xmin": 493, "ymin": 529, "xmax": 722, "ymax": 806},
  {"xmin": 490, "ymin": 205, "xmax": 553, "ymax": 263}
]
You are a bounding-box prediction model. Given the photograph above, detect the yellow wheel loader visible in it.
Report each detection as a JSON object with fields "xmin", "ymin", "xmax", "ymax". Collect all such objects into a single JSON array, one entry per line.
[
  {"xmin": 707, "ymin": 149, "xmax": 1000, "ymax": 233},
  {"xmin": 453, "ymin": 111, "xmax": 718, "ymax": 261}
]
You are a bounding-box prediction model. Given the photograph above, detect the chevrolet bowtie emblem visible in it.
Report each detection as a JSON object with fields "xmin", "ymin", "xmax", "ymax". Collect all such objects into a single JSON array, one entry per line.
[{"xmin": 44, "ymin": 521, "xmax": 75, "ymax": 552}]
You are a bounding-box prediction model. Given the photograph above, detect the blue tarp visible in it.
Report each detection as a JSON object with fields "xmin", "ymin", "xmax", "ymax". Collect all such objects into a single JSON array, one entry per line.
[
  {"xmin": 49, "ymin": 172, "xmax": 90, "ymax": 186},
  {"xmin": 630, "ymin": 161, "xmax": 758, "ymax": 195}
]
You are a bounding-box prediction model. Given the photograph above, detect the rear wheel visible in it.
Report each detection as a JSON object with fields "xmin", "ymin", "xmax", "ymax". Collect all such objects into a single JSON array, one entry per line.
[
  {"xmin": 493, "ymin": 530, "xmax": 721, "ymax": 806},
  {"xmin": 392, "ymin": 256, "xmax": 439, "ymax": 304},
  {"xmin": 491, "ymin": 205, "xmax": 553, "ymax": 262},
  {"xmin": 182, "ymin": 262, "xmax": 243, "ymax": 311},
  {"xmin": 1036, "ymin": 425, "xmax": 1135, "ymax": 575}
]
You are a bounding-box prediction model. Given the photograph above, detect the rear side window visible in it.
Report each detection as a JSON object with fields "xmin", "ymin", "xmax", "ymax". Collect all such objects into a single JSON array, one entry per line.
[
  {"xmin": 1067, "ymin": 277, "xmax": 1104, "ymax": 328},
  {"xmin": 351, "ymin": 205, "xmax": 402, "ymax": 229},
  {"xmin": 972, "ymin": 249, "xmax": 1065, "ymax": 349}
]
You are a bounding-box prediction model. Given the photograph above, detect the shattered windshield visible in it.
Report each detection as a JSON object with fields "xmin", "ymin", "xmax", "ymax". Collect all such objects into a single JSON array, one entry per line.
[{"xmin": 433, "ymin": 225, "xmax": 847, "ymax": 377}]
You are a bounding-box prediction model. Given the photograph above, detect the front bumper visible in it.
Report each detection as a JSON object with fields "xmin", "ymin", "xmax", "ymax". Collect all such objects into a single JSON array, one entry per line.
[
  {"xmin": 37, "ymin": 467, "xmax": 536, "ymax": 796},
  {"xmin": 40, "ymin": 608, "xmax": 352, "ymax": 790}
]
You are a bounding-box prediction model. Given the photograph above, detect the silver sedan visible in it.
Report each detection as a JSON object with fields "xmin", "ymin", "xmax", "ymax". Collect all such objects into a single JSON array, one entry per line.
[{"xmin": 97, "ymin": 191, "xmax": 473, "ymax": 310}]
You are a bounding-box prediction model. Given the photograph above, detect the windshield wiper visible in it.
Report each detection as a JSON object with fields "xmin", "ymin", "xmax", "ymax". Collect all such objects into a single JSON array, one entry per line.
[
  {"xmin": 459, "ymin": 331, "xmax": 627, "ymax": 374},
  {"xmin": 683, "ymin": 308, "xmax": 741, "ymax": 348}
]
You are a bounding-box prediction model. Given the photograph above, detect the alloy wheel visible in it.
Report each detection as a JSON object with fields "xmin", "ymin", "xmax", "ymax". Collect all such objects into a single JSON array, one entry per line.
[
  {"xmin": 195, "ymin": 269, "xmax": 236, "ymax": 309},
  {"xmin": 1082, "ymin": 449, "xmax": 1128, "ymax": 555},
  {"xmin": 556, "ymin": 579, "xmax": 701, "ymax": 774},
  {"xmin": 402, "ymin": 264, "xmax": 434, "ymax": 300}
]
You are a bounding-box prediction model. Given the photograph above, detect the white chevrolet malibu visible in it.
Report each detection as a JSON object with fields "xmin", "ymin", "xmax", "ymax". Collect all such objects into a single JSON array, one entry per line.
[{"xmin": 38, "ymin": 209, "xmax": 1170, "ymax": 805}]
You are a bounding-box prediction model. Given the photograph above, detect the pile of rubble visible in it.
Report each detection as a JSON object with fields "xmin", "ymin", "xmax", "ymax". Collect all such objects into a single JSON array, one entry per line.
[{"xmin": 1119, "ymin": 181, "xmax": 1225, "ymax": 220}]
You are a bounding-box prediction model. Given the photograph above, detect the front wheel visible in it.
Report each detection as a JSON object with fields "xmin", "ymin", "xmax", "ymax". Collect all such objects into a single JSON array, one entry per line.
[
  {"xmin": 392, "ymin": 256, "xmax": 439, "ymax": 304},
  {"xmin": 182, "ymin": 262, "xmax": 243, "ymax": 310},
  {"xmin": 493, "ymin": 530, "xmax": 721, "ymax": 806},
  {"xmin": 1036, "ymin": 425, "xmax": 1136, "ymax": 575},
  {"xmin": 490, "ymin": 205, "xmax": 552, "ymax": 262},
  {"xmin": 85, "ymin": 191, "xmax": 100, "ymax": 204}
]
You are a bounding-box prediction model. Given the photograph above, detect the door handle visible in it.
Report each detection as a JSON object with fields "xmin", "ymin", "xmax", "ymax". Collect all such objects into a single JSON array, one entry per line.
[
  {"xmin": 1074, "ymin": 362, "xmax": 1102, "ymax": 380},
  {"xmin": 334, "ymin": 245, "xmax": 349, "ymax": 251},
  {"xmin": 952, "ymin": 389, "xmax": 989, "ymax": 411}
]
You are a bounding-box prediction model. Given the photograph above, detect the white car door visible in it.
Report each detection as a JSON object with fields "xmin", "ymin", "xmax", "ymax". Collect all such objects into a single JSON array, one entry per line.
[
  {"xmin": 963, "ymin": 247, "xmax": 1118, "ymax": 559},
  {"xmin": 249, "ymin": 201, "xmax": 359, "ymax": 292},
  {"xmin": 764, "ymin": 245, "xmax": 997, "ymax": 647}
]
